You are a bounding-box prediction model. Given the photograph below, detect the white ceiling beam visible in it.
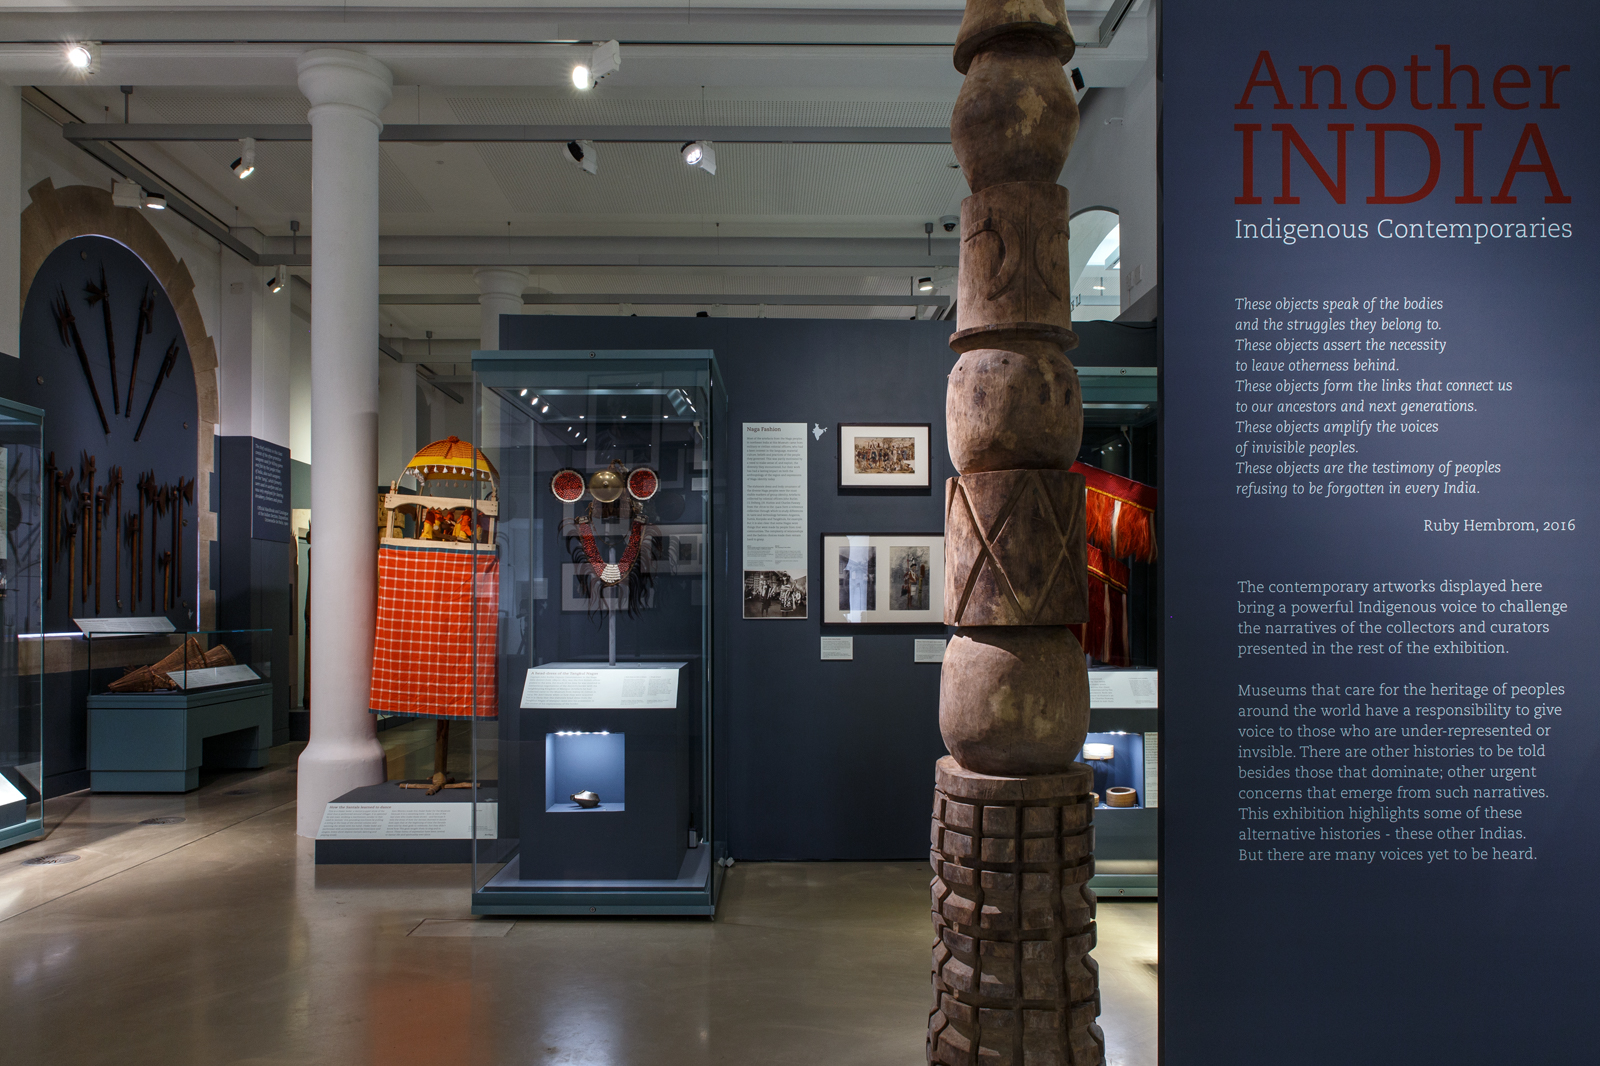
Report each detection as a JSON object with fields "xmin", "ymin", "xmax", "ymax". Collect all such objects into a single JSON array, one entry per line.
[
  {"xmin": 65, "ymin": 123, "xmax": 953, "ymax": 144},
  {"xmin": 262, "ymin": 234, "xmax": 958, "ymax": 269}
]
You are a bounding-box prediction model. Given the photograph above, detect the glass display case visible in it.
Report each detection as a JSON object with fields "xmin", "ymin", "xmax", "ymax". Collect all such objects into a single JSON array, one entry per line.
[
  {"xmin": 84, "ymin": 626, "xmax": 274, "ymax": 792},
  {"xmin": 0, "ymin": 398, "xmax": 44, "ymax": 849},
  {"xmin": 469, "ymin": 350, "xmax": 727, "ymax": 915},
  {"xmin": 84, "ymin": 625, "xmax": 272, "ymax": 692}
]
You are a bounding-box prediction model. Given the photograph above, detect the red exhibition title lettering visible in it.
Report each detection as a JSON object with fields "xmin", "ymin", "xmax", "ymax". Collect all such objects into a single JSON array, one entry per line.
[{"xmin": 1232, "ymin": 47, "xmax": 1571, "ymax": 206}]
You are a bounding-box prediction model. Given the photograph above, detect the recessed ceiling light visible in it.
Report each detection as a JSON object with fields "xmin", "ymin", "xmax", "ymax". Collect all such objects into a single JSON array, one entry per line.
[{"xmin": 65, "ymin": 43, "xmax": 99, "ymax": 73}]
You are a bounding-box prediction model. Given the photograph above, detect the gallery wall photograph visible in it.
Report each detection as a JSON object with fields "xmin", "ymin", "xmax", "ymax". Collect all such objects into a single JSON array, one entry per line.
[
  {"xmin": 822, "ymin": 533, "xmax": 945, "ymax": 624},
  {"xmin": 836, "ymin": 423, "xmax": 930, "ymax": 489}
]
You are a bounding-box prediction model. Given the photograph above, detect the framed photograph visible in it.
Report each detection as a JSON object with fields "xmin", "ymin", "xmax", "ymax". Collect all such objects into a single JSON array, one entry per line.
[
  {"xmin": 743, "ymin": 569, "xmax": 808, "ymax": 619},
  {"xmin": 837, "ymin": 423, "xmax": 931, "ymax": 488},
  {"xmin": 822, "ymin": 533, "xmax": 945, "ymax": 624}
]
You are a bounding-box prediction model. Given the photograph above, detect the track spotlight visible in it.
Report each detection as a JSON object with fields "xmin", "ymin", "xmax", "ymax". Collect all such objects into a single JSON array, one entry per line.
[
  {"xmin": 573, "ymin": 39, "xmax": 621, "ymax": 90},
  {"xmin": 520, "ymin": 388, "xmax": 528, "ymax": 396},
  {"xmin": 112, "ymin": 179, "xmax": 144, "ymax": 209},
  {"xmin": 267, "ymin": 274, "xmax": 284, "ymax": 293},
  {"xmin": 561, "ymin": 139, "xmax": 598, "ymax": 175},
  {"xmin": 917, "ymin": 277, "xmax": 934, "ymax": 293},
  {"xmin": 681, "ymin": 140, "xmax": 716, "ymax": 175},
  {"xmin": 143, "ymin": 192, "xmax": 167, "ymax": 210},
  {"xmin": 231, "ymin": 137, "xmax": 256, "ymax": 180},
  {"xmin": 65, "ymin": 42, "xmax": 100, "ymax": 74}
]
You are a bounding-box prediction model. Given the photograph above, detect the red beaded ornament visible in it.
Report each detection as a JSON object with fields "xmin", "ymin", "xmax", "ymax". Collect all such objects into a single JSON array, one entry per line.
[
  {"xmin": 626, "ymin": 466, "xmax": 658, "ymax": 501},
  {"xmin": 550, "ymin": 468, "xmax": 585, "ymax": 502}
]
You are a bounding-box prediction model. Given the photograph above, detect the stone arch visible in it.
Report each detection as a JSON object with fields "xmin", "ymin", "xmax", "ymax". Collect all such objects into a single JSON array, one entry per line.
[{"xmin": 19, "ymin": 178, "xmax": 220, "ymax": 624}]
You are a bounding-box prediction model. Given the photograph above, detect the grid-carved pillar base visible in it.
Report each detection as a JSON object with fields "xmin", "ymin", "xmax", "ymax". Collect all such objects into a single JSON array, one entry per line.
[{"xmin": 927, "ymin": 757, "xmax": 1103, "ymax": 1066}]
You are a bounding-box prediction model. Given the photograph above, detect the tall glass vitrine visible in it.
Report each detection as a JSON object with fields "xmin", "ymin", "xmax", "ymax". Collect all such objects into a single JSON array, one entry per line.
[
  {"xmin": 0, "ymin": 398, "xmax": 45, "ymax": 850},
  {"xmin": 469, "ymin": 350, "xmax": 726, "ymax": 914}
]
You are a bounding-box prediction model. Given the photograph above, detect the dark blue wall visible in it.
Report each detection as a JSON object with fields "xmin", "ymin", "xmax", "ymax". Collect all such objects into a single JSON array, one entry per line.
[
  {"xmin": 9, "ymin": 235, "xmax": 200, "ymax": 797},
  {"xmin": 499, "ymin": 315, "xmax": 1149, "ymax": 860}
]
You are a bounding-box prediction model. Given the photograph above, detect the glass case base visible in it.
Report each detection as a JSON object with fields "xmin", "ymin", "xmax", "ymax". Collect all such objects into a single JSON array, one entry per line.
[{"xmin": 471, "ymin": 842, "xmax": 722, "ymax": 916}]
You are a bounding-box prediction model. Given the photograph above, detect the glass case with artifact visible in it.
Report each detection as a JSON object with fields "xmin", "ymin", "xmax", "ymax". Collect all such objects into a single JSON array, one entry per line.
[
  {"xmin": 0, "ymin": 398, "xmax": 45, "ymax": 849},
  {"xmin": 469, "ymin": 349, "xmax": 727, "ymax": 914},
  {"xmin": 84, "ymin": 626, "xmax": 273, "ymax": 792}
]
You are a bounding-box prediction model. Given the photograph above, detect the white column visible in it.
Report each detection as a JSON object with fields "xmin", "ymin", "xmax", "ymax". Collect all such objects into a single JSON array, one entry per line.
[
  {"xmin": 474, "ymin": 266, "xmax": 527, "ymax": 351},
  {"xmin": 295, "ymin": 49, "xmax": 393, "ymax": 837},
  {"xmin": 378, "ymin": 355, "xmax": 418, "ymax": 478},
  {"xmin": 0, "ymin": 85, "xmax": 20, "ymax": 358}
]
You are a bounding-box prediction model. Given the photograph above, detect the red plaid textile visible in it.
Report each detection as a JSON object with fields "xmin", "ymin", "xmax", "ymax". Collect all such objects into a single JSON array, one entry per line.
[{"xmin": 369, "ymin": 542, "xmax": 499, "ymax": 719}]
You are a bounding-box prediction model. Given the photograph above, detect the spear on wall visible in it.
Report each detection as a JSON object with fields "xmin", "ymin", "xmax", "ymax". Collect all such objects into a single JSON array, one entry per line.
[
  {"xmin": 52, "ymin": 287, "xmax": 111, "ymax": 435},
  {"xmin": 127, "ymin": 286, "xmax": 155, "ymax": 417},
  {"xmin": 84, "ymin": 265, "xmax": 121, "ymax": 416},
  {"xmin": 134, "ymin": 339, "xmax": 180, "ymax": 443}
]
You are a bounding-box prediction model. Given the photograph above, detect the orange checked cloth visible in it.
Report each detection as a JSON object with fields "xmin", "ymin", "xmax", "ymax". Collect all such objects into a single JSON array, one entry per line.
[{"xmin": 369, "ymin": 542, "xmax": 499, "ymax": 719}]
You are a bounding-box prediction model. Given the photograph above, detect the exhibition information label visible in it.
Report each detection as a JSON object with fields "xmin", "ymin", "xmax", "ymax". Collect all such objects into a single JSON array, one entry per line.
[
  {"xmin": 169, "ymin": 664, "xmax": 260, "ymax": 690},
  {"xmin": 1088, "ymin": 669, "xmax": 1158, "ymax": 709},
  {"xmin": 1164, "ymin": 4, "xmax": 1597, "ymax": 1059},
  {"xmin": 520, "ymin": 665, "xmax": 682, "ymax": 709},
  {"xmin": 317, "ymin": 802, "xmax": 498, "ymax": 840},
  {"xmin": 742, "ymin": 422, "xmax": 809, "ymax": 618}
]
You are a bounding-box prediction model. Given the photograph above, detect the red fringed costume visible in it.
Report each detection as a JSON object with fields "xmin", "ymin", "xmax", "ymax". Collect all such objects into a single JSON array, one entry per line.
[
  {"xmin": 369, "ymin": 542, "xmax": 500, "ymax": 719},
  {"xmin": 1070, "ymin": 461, "xmax": 1157, "ymax": 667}
]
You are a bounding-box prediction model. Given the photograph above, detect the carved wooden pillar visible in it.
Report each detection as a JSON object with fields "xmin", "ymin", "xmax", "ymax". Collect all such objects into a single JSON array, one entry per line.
[{"xmin": 929, "ymin": 3, "xmax": 1102, "ymax": 1064}]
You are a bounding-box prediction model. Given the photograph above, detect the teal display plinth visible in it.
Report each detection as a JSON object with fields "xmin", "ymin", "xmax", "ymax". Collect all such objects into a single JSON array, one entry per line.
[{"xmin": 88, "ymin": 683, "xmax": 272, "ymax": 792}]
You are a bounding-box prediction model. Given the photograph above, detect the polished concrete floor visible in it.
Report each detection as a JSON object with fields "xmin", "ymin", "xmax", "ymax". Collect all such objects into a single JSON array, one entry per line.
[{"xmin": 0, "ymin": 738, "xmax": 1157, "ymax": 1066}]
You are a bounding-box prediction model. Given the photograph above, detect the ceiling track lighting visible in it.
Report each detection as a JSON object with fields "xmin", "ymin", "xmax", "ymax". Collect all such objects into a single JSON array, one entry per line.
[
  {"xmin": 267, "ymin": 274, "xmax": 284, "ymax": 293},
  {"xmin": 572, "ymin": 39, "xmax": 621, "ymax": 90},
  {"xmin": 917, "ymin": 277, "xmax": 934, "ymax": 293},
  {"xmin": 231, "ymin": 137, "xmax": 256, "ymax": 180},
  {"xmin": 681, "ymin": 140, "xmax": 717, "ymax": 175},
  {"xmin": 111, "ymin": 178, "xmax": 144, "ymax": 209},
  {"xmin": 65, "ymin": 42, "xmax": 100, "ymax": 74},
  {"xmin": 561, "ymin": 139, "xmax": 598, "ymax": 175},
  {"xmin": 143, "ymin": 192, "xmax": 166, "ymax": 210}
]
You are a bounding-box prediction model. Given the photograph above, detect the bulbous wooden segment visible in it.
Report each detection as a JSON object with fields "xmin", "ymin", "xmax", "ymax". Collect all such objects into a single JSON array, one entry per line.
[
  {"xmin": 952, "ymin": 0, "xmax": 1076, "ymax": 74},
  {"xmin": 938, "ymin": 626, "xmax": 1091, "ymax": 775},
  {"xmin": 946, "ymin": 469, "xmax": 1087, "ymax": 626},
  {"xmin": 951, "ymin": 47, "xmax": 1078, "ymax": 192},
  {"xmin": 947, "ymin": 347, "xmax": 1084, "ymax": 472},
  {"xmin": 951, "ymin": 182, "xmax": 1076, "ymax": 353}
]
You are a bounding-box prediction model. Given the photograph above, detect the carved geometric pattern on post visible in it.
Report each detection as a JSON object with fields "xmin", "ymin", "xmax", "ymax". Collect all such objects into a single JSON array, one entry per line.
[
  {"xmin": 945, "ymin": 470, "xmax": 1087, "ymax": 627},
  {"xmin": 956, "ymin": 182, "xmax": 1072, "ymax": 338},
  {"xmin": 928, "ymin": 757, "xmax": 1103, "ymax": 1066}
]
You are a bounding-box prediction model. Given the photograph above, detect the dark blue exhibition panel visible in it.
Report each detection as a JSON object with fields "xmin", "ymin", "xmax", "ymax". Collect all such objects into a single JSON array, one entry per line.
[
  {"xmin": 498, "ymin": 317, "xmax": 1154, "ymax": 860},
  {"xmin": 1162, "ymin": 3, "xmax": 1597, "ymax": 1062}
]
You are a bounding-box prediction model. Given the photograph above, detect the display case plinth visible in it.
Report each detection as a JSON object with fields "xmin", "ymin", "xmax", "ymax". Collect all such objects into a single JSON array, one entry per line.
[
  {"xmin": 473, "ymin": 843, "xmax": 719, "ymax": 916},
  {"xmin": 87, "ymin": 683, "xmax": 271, "ymax": 792}
]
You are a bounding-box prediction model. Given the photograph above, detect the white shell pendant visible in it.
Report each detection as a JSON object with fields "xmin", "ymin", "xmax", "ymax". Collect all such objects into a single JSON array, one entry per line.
[{"xmin": 600, "ymin": 563, "xmax": 621, "ymax": 585}]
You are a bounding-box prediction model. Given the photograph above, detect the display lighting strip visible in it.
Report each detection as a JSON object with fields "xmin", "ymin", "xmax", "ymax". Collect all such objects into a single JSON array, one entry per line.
[{"xmin": 553, "ymin": 730, "xmax": 612, "ymax": 737}]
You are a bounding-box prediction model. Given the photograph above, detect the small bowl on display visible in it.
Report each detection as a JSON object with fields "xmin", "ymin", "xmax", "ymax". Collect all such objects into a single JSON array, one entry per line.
[
  {"xmin": 570, "ymin": 790, "xmax": 601, "ymax": 809},
  {"xmin": 1105, "ymin": 787, "xmax": 1137, "ymax": 808}
]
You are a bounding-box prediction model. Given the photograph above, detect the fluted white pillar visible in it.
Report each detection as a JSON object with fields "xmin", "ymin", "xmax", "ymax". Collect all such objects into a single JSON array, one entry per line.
[
  {"xmin": 295, "ymin": 49, "xmax": 393, "ymax": 837},
  {"xmin": 474, "ymin": 266, "xmax": 527, "ymax": 351}
]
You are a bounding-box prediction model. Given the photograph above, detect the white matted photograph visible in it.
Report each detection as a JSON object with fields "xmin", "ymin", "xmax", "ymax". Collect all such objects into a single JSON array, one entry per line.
[
  {"xmin": 837, "ymin": 423, "xmax": 931, "ymax": 488},
  {"xmin": 822, "ymin": 533, "xmax": 945, "ymax": 623}
]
